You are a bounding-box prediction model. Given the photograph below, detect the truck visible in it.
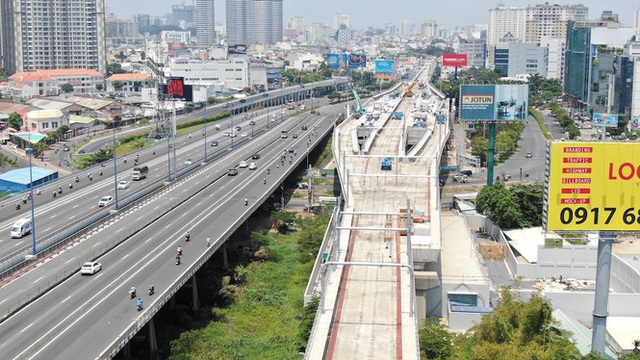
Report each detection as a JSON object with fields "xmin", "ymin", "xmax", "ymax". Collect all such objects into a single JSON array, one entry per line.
[
  {"xmin": 287, "ymin": 102, "xmax": 296, "ymax": 110},
  {"xmin": 11, "ymin": 218, "xmax": 32, "ymax": 238},
  {"xmin": 280, "ymin": 130, "xmax": 288, "ymax": 139},
  {"xmin": 132, "ymin": 165, "xmax": 148, "ymax": 180}
]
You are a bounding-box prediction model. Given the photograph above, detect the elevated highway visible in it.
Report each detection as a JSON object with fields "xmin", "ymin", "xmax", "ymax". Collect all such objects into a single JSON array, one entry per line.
[
  {"xmin": 0, "ymin": 105, "xmax": 342, "ymax": 359},
  {"xmin": 306, "ymin": 58, "xmax": 451, "ymax": 359}
]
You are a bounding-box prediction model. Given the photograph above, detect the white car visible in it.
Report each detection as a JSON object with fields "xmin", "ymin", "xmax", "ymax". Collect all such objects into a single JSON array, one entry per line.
[
  {"xmin": 238, "ymin": 160, "xmax": 248, "ymax": 168},
  {"xmin": 185, "ymin": 159, "xmax": 193, "ymax": 165},
  {"xmin": 117, "ymin": 180, "xmax": 130, "ymax": 190},
  {"xmin": 80, "ymin": 261, "xmax": 101, "ymax": 275},
  {"xmin": 98, "ymin": 196, "xmax": 114, "ymax": 207},
  {"xmin": 248, "ymin": 162, "xmax": 257, "ymax": 170},
  {"xmin": 241, "ymin": 132, "xmax": 248, "ymax": 137}
]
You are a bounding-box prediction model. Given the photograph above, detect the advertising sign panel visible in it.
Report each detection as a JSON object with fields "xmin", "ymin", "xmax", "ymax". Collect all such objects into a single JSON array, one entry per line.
[
  {"xmin": 592, "ymin": 113, "xmax": 619, "ymax": 127},
  {"xmin": 348, "ymin": 54, "xmax": 366, "ymax": 68},
  {"xmin": 545, "ymin": 142, "xmax": 640, "ymax": 231},
  {"xmin": 443, "ymin": 53, "xmax": 468, "ymax": 67},
  {"xmin": 459, "ymin": 84, "xmax": 529, "ymax": 121},
  {"xmin": 162, "ymin": 77, "xmax": 193, "ymax": 102},
  {"xmin": 325, "ymin": 54, "xmax": 342, "ymax": 69},
  {"xmin": 228, "ymin": 44, "xmax": 248, "ymax": 55},
  {"xmin": 375, "ymin": 60, "xmax": 394, "ymax": 73}
]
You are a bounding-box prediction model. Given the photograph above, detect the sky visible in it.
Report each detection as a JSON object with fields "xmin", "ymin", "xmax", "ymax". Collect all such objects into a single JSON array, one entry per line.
[{"xmin": 106, "ymin": 0, "xmax": 640, "ymax": 29}]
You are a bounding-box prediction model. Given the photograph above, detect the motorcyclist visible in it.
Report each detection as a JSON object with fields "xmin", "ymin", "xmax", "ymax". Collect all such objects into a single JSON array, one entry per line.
[
  {"xmin": 57, "ymin": 186, "xmax": 62, "ymax": 194},
  {"xmin": 136, "ymin": 298, "xmax": 143, "ymax": 310},
  {"xmin": 69, "ymin": 183, "xmax": 73, "ymax": 189},
  {"xmin": 244, "ymin": 198, "xmax": 248, "ymax": 206},
  {"xmin": 75, "ymin": 176, "xmax": 80, "ymax": 183},
  {"xmin": 148, "ymin": 283, "xmax": 155, "ymax": 295},
  {"xmin": 267, "ymin": 168, "xmax": 270, "ymax": 175},
  {"xmin": 177, "ymin": 245, "xmax": 183, "ymax": 256},
  {"xmin": 129, "ymin": 285, "xmax": 136, "ymax": 298},
  {"xmin": 99, "ymin": 169, "xmax": 103, "ymax": 176},
  {"xmin": 263, "ymin": 178, "xmax": 266, "ymax": 184},
  {"xmin": 15, "ymin": 202, "xmax": 21, "ymax": 210},
  {"xmin": 36, "ymin": 188, "xmax": 41, "ymax": 196},
  {"xmin": 184, "ymin": 232, "xmax": 191, "ymax": 242},
  {"xmin": 175, "ymin": 254, "xmax": 181, "ymax": 265},
  {"xmin": 22, "ymin": 195, "xmax": 27, "ymax": 204}
]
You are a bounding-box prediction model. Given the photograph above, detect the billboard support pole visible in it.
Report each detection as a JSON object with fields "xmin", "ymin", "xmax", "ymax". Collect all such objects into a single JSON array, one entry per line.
[
  {"xmin": 486, "ymin": 123, "xmax": 496, "ymax": 186},
  {"xmin": 591, "ymin": 232, "xmax": 613, "ymax": 356}
]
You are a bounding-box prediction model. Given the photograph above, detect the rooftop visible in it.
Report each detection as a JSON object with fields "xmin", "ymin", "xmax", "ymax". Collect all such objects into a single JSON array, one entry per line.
[
  {"xmin": 25, "ymin": 109, "xmax": 64, "ymax": 119},
  {"xmin": 9, "ymin": 69, "xmax": 103, "ymax": 82},
  {"xmin": 106, "ymin": 73, "xmax": 150, "ymax": 81},
  {"xmin": 65, "ymin": 96, "xmax": 114, "ymax": 111},
  {"xmin": 0, "ymin": 166, "xmax": 57, "ymax": 185},
  {"xmin": 26, "ymin": 98, "xmax": 73, "ymax": 111}
]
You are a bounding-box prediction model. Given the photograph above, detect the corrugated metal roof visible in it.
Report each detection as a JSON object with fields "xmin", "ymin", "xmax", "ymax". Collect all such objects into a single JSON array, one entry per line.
[
  {"xmin": 553, "ymin": 309, "xmax": 617, "ymax": 359},
  {"xmin": 0, "ymin": 167, "xmax": 58, "ymax": 185},
  {"xmin": 25, "ymin": 109, "xmax": 64, "ymax": 119}
]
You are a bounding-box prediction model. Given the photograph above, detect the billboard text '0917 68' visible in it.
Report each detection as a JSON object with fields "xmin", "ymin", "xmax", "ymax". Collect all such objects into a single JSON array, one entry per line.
[{"xmin": 545, "ymin": 142, "xmax": 640, "ymax": 231}]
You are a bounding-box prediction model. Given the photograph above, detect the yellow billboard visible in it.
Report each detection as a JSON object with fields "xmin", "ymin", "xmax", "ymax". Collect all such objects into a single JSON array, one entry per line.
[{"xmin": 546, "ymin": 142, "xmax": 640, "ymax": 231}]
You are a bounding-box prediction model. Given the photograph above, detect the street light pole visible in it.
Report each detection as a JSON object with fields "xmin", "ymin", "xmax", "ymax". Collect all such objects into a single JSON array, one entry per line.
[
  {"xmin": 204, "ymin": 104, "xmax": 208, "ymax": 162},
  {"xmin": 26, "ymin": 147, "xmax": 37, "ymax": 255},
  {"xmin": 230, "ymin": 113, "xmax": 234, "ymax": 148},
  {"xmin": 112, "ymin": 117, "xmax": 119, "ymax": 209}
]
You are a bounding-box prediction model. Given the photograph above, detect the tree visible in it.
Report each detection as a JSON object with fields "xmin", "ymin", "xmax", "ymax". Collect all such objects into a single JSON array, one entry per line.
[
  {"xmin": 419, "ymin": 318, "xmax": 454, "ymax": 359},
  {"xmin": 8, "ymin": 112, "xmax": 22, "ymax": 131},
  {"xmin": 112, "ymin": 80, "xmax": 124, "ymax": 91},
  {"xmin": 271, "ymin": 210, "xmax": 297, "ymax": 233},
  {"xmin": 60, "ymin": 83, "xmax": 74, "ymax": 93},
  {"xmin": 96, "ymin": 83, "xmax": 103, "ymax": 91},
  {"xmin": 476, "ymin": 183, "xmax": 544, "ymax": 228},
  {"xmin": 470, "ymin": 136, "xmax": 489, "ymax": 166}
]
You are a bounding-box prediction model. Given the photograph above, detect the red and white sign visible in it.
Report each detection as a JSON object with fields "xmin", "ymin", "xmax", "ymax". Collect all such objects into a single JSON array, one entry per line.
[{"xmin": 442, "ymin": 54, "xmax": 468, "ymax": 67}]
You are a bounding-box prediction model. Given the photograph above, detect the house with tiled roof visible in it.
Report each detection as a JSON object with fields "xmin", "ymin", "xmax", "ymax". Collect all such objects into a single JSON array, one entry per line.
[
  {"xmin": 8, "ymin": 69, "xmax": 105, "ymax": 99},
  {"xmin": 105, "ymin": 73, "xmax": 151, "ymax": 93}
]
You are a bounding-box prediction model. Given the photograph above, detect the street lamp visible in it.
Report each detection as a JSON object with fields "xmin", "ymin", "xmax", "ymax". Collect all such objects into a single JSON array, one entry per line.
[
  {"xmin": 112, "ymin": 117, "xmax": 119, "ymax": 210},
  {"xmin": 204, "ymin": 104, "xmax": 208, "ymax": 162},
  {"xmin": 250, "ymin": 113, "xmax": 255, "ymax": 137},
  {"xmin": 26, "ymin": 147, "xmax": 37, "ymax": 255}
]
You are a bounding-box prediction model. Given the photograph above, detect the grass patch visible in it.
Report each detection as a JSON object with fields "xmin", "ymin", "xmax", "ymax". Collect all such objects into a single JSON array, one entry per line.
[
  {"xmin": 530, "ymin": 107, "xmax": 552, "ymax": 140},
  {"xmin": 169, "ymin": 215, "xmax": 329, "ymax": 359}
]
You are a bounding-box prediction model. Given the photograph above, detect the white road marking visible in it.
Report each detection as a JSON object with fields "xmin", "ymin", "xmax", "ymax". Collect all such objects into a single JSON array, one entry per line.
[
  {"xmin": 33, "ymin": 276, "xmax": 43, "ymax": 284},
  {"xmin": 72, "ymin": 204, "xmax": 79, "ymax": 209},
  {"xmin": 64, "ymin": 257, "xmax": 76, "ymax": 265},
  {"xmin": 60, "ymin": 295, "xmax": 72, "ymax": 304},
  {"xmin": 20, "ymin": 323, "xmax": 34, "ymax": 333},
  {"xmin": 116, "ymin": 228, "xmax": 123, "ymax": 233}
]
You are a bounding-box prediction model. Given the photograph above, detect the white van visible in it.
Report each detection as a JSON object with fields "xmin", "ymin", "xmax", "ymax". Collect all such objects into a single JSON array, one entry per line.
[{"xmin": 11, "ymin": 218, "xmax": 32, "ymax": 238}]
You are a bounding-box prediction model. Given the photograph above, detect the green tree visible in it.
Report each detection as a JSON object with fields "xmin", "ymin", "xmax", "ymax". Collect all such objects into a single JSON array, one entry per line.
[
  {"xmin": 271, "ymin": 210, "xmax": 297, "ymax": 233},
  {"xmin": 470, "ymin": 136, "xmax": 489, "ymax": 165},
  {"xmin": 60, "ymin": 83, "xmax": 74, "ymax": 93},
  {"xmin": 112, "ymin": 80, "xmax": 124, "ymax": 91},
  {"xmin": 8, "ymin": 112, "xmax": 22, "ymax": 131},
  {"xmin": 510, "ymin": 185, "xmax": 544, "ymax": 227},
  {"xmin": 96, "ymin": 83, "xmax": 103, "ymax": 91},
  {"xmin": 476, "ymin": 182, "xmax": 521, "ymax": 228},
  {"xmin": 419, "ymin": 318, "xmax": 454, "ymax": 359},
  {"xmin": 495, "ymin": 131, "xmax": 516, "ymax": 156}
]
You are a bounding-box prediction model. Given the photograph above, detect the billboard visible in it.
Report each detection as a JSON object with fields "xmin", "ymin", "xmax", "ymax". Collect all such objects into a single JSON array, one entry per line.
[
  {"xmin": 592, "ymin": 113, "xmax": 619, "ymax": 127},
  {"xmin": 348, "ymin": 53, "xmax": 366, "ymax": 68},
  {"xmin": 545, "ymin": 142, "xmax": 640, "ymax": 231},
  {"xmin": 459, "ymin": 84, "xmax": 529, "ymax": 121},
  {"xmin": 228, "ymin": 44, "xmax": 248, "ymax": 55},
  {"xmin": 168, "ymin": 42, "xmax": 187, "ymax": 50},
  {"xmin": 443, "ymin": 53, "xmax": 468, "ymax": 67},
  {"xmin": 162, "ymin": 77, "xmax": 193, "ymax": 101},
  {"xmin": 325, "ymin": 54, "xmax": 342, "ymax": 69},
  {"xmin": 375, "ymin": 60, "xmax": 394, "ymax": 73}
]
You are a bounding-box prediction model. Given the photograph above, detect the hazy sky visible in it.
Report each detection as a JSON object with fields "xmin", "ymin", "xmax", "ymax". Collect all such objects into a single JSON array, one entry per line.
[{"xmin": 106, "ymin": 0, "xmax": 640, "ymax": 29}]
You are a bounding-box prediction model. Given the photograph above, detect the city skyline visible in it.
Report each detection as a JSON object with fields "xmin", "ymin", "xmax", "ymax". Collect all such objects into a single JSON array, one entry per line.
[{"xmin": 105, "ymin": 0, "xmax": 640, "ymax": 29}]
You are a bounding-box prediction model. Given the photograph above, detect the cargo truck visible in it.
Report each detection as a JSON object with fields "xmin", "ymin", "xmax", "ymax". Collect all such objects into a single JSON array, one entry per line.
[{"xmin": 132, "ymin": 165, "xmax": 148, "ymax": 180}]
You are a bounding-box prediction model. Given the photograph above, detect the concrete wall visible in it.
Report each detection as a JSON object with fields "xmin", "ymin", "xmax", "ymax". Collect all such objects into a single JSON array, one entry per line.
[
  {"xmin": 545, "ymin": 291, "xmax": 640, "ymax": 325},
  {"xmin": 448, "ymin": 308, "xmax": 484, "ymax": 332},
  {"xmin": 611, "ymin": 255, "xmax": 640, "ymax": 293}
]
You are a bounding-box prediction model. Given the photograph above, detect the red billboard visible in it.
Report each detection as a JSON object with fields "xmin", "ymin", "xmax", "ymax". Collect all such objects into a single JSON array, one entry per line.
[{"xmin": 443, "ymin": 54, "xmax": 468, "ymax": 67}]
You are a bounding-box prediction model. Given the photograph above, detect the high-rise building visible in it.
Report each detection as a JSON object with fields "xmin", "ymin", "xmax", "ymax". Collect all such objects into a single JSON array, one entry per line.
[
  {"xmin": 525, "ymin": 3, "xmax": 588, "ymax": 44},
  {"xmin": 172, "ymin": 4, "xmax": 195, "ymax": 29},
  {"xmin": 486, "ymin": 6, "xmax": 527, "ymax": 70},
  {"xmin": 0, "ymin": 0, "xmax": 107, "ymax": 75},
  {"xmin": 399, "ymin": 20, "xmax": 412, "ymax": 37},
  {"xmin": 421, "ymin": 22, "xmax": 438, "ymax": 40},
  {"xmin": 290, "ymin": 16, "xmax": 306, "ymax": 31},
  {"xmin": 196, "ymin": 0, "xmax": 216, "ymax": 47},
  {"xmin": 226, "ymin": 0, "xmax": 282, "ymax": 46},
  {"xmin": 333, "ymin": 13, "xmax": 351, "ymax": 30}
]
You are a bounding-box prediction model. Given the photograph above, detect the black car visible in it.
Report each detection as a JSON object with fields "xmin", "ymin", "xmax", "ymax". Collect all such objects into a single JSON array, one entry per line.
[
  {"xmin": 301, "ymin": 125, "xmax": 308, "ymax": 130},
  {"xmin": 288, "ymin": 148, "xmax": 295, "ymax": 153},
  {"xmin": 262, "ymin": 92, "xmax": 269, "ymax": 97},
  {"xmin": 458, "ymin": 170, "xmax": 473, "ymax": 177},
  {"xmin": 239, "ymin": 99, "xmax": 246, "ymax": 103},
  {"xmin": 249, "ymin": 121, "xmax": 255, "ymax": 126},
  {"xmin": 251, "ymin": 153, "xmax": 260, "ymax": 159},
  {"xmin": 227, "ymin": 168, "xmax": 238, "ymax": 176},
  {"xmin": 211, "ymin": 141, "xmax": 218, "ymax": 147}
]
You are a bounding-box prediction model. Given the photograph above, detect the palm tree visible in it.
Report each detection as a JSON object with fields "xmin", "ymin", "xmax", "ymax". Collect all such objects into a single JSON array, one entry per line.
[{"xmin": 633, "ymin": 339, "xmax": 640, "ymax": 355}]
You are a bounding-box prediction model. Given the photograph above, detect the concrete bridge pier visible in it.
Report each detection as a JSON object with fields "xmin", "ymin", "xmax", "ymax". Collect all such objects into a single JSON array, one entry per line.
[
  {"xmin": 222, "ymin": 242, "xmax": 229, "ymax": 270},
  {"xmin": 148, "ymin": 317, "xmax": 158, "ymax": 360},
  {"xmin": 190, "ymin": 274, "xmax": 200, "ymax": 312},
  {"xmin": 122, "ymin": 342, "xmax": 131, "ymax": 360}
]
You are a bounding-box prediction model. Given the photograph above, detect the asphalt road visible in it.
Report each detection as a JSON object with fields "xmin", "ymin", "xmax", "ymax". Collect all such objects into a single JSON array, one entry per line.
[
  {"xmin": 0, "ymin": 110, "xmax": 303, "ymax": 266},
  {"xmin": 0, "ymin": 107, "xmax": 341, "ymax": 359}
]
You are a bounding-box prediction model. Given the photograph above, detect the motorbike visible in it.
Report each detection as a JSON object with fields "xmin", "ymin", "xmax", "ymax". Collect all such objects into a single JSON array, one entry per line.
[
  {"xmin": 175, "ymin": 256, "xmax": 181, "ymax": 265},
  {"xmin": 15, "ymin": 204, "xmax": 21, "ymax": 211},
  {"xmin": 136, "ymin": 301, "xmax": 143, "ymax": 311},
  {"xmin": 129, "ymin": 289, "xmax": 136, "ymax": 299},
  {"xmin": 57, "ymin": 187, "xmax": 63, "ymax": 194},
  {"xmin": 75, "ymin": 177, "xmax": 80, "ymax": 183},
  {"xmin": 244, "ymin": 199, "xmax": 248, "ymax": 206},
  {"xmin": 149, "ymin": 287, "xmax": 155, "ymax": 296},
  {"xmin": 69, "ymin": 183, "xmax": 73, "ymax": 189}
]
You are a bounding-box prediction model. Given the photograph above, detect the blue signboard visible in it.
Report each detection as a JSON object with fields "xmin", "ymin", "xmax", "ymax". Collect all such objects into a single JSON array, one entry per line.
[
  {"xmin": 375, "ymin": 60, "xmax": 394, "ymax": 73},
  {"xmin": 325, "ymin": 54, "xmax": 341, "ymax": 69},
  {"xmin": 592, "ymin": 113, "xmax": 619, "ymax": 127},
  {"xmin": 459, "ymin": 84, "xmax": 529, "ymax": 121},
  {"xmin": 348, "ymin": 54, "xmax": 366, "ymax": 68}
]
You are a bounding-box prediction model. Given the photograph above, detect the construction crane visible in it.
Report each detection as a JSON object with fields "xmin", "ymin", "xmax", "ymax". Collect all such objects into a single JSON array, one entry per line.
[
  {"xmin": 350, "ymin": 83, "xmax": 365, "ymax": 119},
  {"xmin": 404, "ymin": 81, "xmax": 417, "ymax": 97}
]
